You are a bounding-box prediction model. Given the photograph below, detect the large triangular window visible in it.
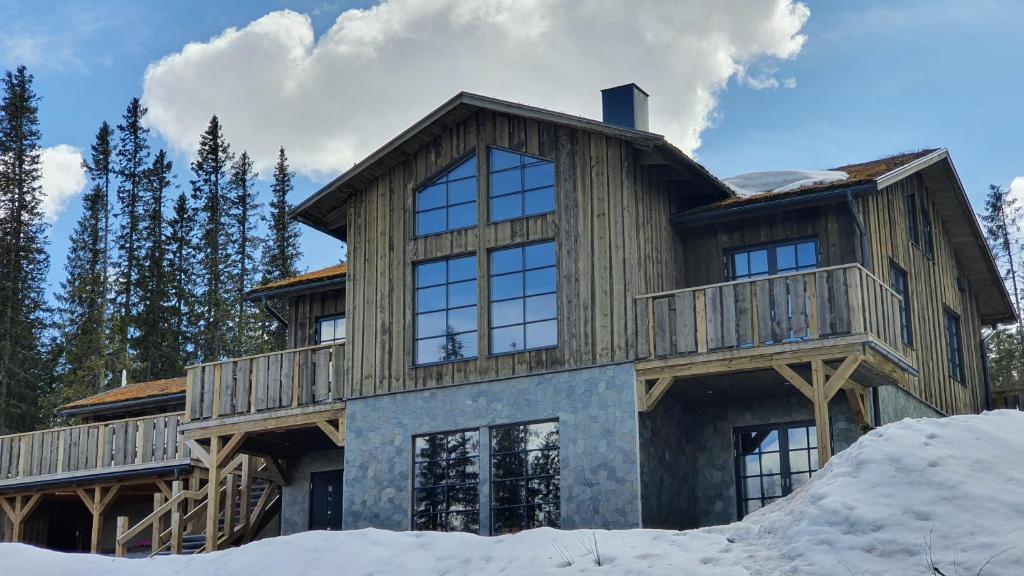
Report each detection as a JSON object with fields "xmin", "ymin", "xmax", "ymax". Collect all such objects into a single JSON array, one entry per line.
[
  {"xmin": 415, "ymin": 154, "xmax": 477, "ymax": 236},
  {"xmin": 488, "ymin": 148, "xmax": 555, "ymax": 222}
]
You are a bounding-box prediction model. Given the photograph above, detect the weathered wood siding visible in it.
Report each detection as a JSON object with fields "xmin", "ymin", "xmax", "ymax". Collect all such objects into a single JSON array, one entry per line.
[
  {"xmin": 859, "ymin": 174, "xmax": 985, "ymax": 415},
  {"xmin": 287, "ymin": 289, "xmax": 346, "ymax": 348},
  {"xmin": 343, "ymin": 109, "xmax": 684, "ymax": 398},
  {"xmin": 680, "ymin": 204, "xmax": 860, "ymax": 287}
]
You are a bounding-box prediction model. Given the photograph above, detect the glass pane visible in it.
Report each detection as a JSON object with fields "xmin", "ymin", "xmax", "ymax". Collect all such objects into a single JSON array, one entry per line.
[
  {"xmin": 749, "ymin": 250, "xmax": 769, "ymax": 275},
  {"xmin": 417, "ymin": 183, "xmax": 446, "ymax": 211},
  {"xmin": 491, "ymin": 325, "xmax": 525, "ymax": 354},
  {"xmin": 491, "ymin": 299, "xmax": 524, "ymax": 328},
  {"xmin": 492, "ymin": 505, "xmax": 523, "ymax": 535},
  {"xmin": 414, "ymin": 512, "xmax": 441, "ymax": 530},
  {"xmin": 414, "ymin": 461, "xmax": 445, "ymax": 488},
  {"xmin": 416, "ymin": 310, "xmax": 447, "ymax": 338},
  {"xmin": 491, "ymin": 194, "xmax": 522, "ymax": 222},
  {"xmin": 446, "ymin": 460, "xmax": 480, "ymax": 486},
  {"xmin": 446, "ymin": 511, "xmax": 479, "ymax": 533},
  {"xmin": 527, "ymin": 450, "xmax": 560, "ymax": 478},
  {"xmin": 776, "ymin": 244, "xmax": 796, "ymax": 271},
  {"xmin": 413, "ymin": 486, "xmax": 444, "ymax": 511},
  {"xmin": 526, "ymin": 422, "xmax": 559, "ymax": 450},
  {"xmin": 809, "ymin": 449, "xmax": 819, "ymax": 471},
  {"xmin": 492, "ymin": 425, "xmax": 528, "ymax": 453},
  {"xmin": 415, "ymin": 336, "xmax": 446, "ymax": 364},
  {"xmin": 525, "ymin": 293, "xmax": 557, "ymax": 322},
  {"xmin": 490, "ymin": 169, "xmax": 522, "ymax": 196},
  {"xmin": 524, "ymin": 242, "xmax": 556, "ymax": 269},
  {"xmin": 448, "ymin": 280, "xmax": 477, "ymax": 308},
  {"xmin": 745, "ymin": 500, "xmax": 762, "ymax": 514},
  {"xmin": 742, "ymin": 454, "xmax": 760, "ymax": 476},
  {"xmin": 447, "ymin": 178, "xmax": 476, "ymax": 205},
  {"xmin": 448, "ymin": 156, "xmax": 477, "ymax": 180},
  {"xmin": 525, "ymin": 268, "xmax": 556, "ymax": 295},
  {"xmin": 447, "ymin": 431, "xmax": 480, "ymax": 457},
  {"xmin": 416, "ymin": 209, "xmax": 446, "ymax": 236},
  {"xmin": 447, "ymin": 306, "xmax": 478, "ymax": 334},
  {"xmin": 760, "ymin": 430, "xmax": 779, "ymax": 452},
  {"xmin": 319, "ymin": 320, "xmax": 334, "ymax": 343},
  {"xmin": 791, "ymin": 472, "xmax": 811, "ymax": 490},
  {"xmin": 524, "ymin": 188, "xmax": 555, "ymax": 216},
  {"xmin": 527, "ymin": 476, "xmax": 560, "ymax": 503},
  {"xmin": 491, "ymin": 248, "xmax": 523, "ymax": 275},
  {"xmin": 416, "ymin": 261, "xmax": 447, "ymax": 288},
  {"xmin": 760, "ymin": 452, "xmax": 781, "ymax": 475},
  {"xmin": 788, "ymin": 427, "xmax": 809, "ymax": 450},
  {"xmin": 444, "ymin": 331, "xmax": 476, "ymax": 360},
  {"xmin": 334, "ymin": 318, "xmax": 346, "ymax": 340},
  {"xmin": 744, "ymin": 476, "xmax": 762, "ymax": 499},
  {"xmin": 490, "ymin": 149, "xmax": 521, "ymax": 172},
  {"xmin": 526, "ymin": 320, "xmax": 558, "ymax": 349},
  {"xmin": 762, "ymin": 475, "xmax": 783, "ymax": 498},
  {"xmin": 447, "ymin": 202, "xmax": 476, "ymax": 230},
  {"xmin": 797, "ymin": 242, "xmax": 817, "ymax": 267},
  {"xmin": 734, "ymin": 253, "xmax": 748, "ymax": 278},
  {"xmin": 448, "ymin": 256, "xmax": 476, "ymax": 282},
  {"xmin": 491, "ymin": 272, "xmax": 524, "ymax": 301},
  {"xmin": 524, "ymin": 163, "xmax": 554, "ymax": 189},
  {"xmin": 492, "ymin": 454, "xmax": 526, "ymax": 480},
  {"xmin": 789, "ymin": 450, "xmax": 810, "ymax": 473},
  {"xmin": 416, "ymin": 286, "xmax": 446, "ymax": 313},
  {"xmin": 807, "ymin": 426, "xmax": 817, "ymax": 448},
  {"xmin": 415, "ymin": 435, "xmax": 447, "ymax": 461}
]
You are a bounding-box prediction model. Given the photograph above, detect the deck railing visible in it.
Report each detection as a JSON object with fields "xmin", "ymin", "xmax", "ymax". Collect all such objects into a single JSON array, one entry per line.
[
  {"xmin": 0, "ymin": 412, "xmax": 188, "ymax": 484},
  {"xmin": 636, "ymin": 264, "xmax": 907, "ymax": 361},
  {"xmin": 185, "ymin": 341, "xmax": 346, "ymax": 422}
]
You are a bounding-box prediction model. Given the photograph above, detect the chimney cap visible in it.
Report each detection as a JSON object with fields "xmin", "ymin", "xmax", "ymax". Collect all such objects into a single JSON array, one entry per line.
[{"xmin": 600, "ymin": 82, "xmax": 649, "ymax": 97}]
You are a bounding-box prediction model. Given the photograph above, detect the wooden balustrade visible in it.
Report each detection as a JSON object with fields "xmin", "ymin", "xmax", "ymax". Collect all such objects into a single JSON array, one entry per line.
[
  {"xmin": 185, "ymin": 342, "xmax": 346, "ymax": 422},
  {"xmin": 636, "ymin": 264, "xmax": 907, "ymax": 361},
  {"xmin": 0, "ymin": 412, "xmax": 188, "ymax": 485}
]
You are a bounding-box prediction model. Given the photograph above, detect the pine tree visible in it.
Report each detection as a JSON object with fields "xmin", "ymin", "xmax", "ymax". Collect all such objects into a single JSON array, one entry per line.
[
  {"xmin": 981, "ymin": 184, "xmax": 1024, "ymax": 338},
  {"xmin": 0, "ymin": 66, "xmax": 49, "ymax": 433},
  {"xmin": 191, "ymin": 116, "xmax": 234, "ymax": 362},
  {"xmin": 227, "ymin": 151, "xmax": 263, "ymax": 356},
  {"xmin": 53, "ymin": 123, "xmax": 113, "ymax": 404},
  {"xmin": 166, "ymin": 192, "xmax": 198, "ymax": 369},
  {"xmin": 260, "ymin": 147, "xmax": 302, "ymax": 349},
  {"xmin": 134, "ymin": 150, "xmax": 178, "ymax": 380},
  {"xmin": 111, "ymin": 97, "xmax": 151, "ymax": 385}
]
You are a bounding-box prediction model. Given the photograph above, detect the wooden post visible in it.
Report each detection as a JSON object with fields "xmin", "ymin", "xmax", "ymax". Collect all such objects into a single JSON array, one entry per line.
[
  {"xmin": 151, "ymin": 492, "xmax": 164, "ymax": 554},
  {"xmin": 206, "ymin": 436, "xmax": 222, "ymax": 552},
  {"xmin": 115, "ymin": 516, "xmax": 129, "ymax": 557},
  {"xmin": 170, "ymin": 480, "xmax": 183, "ymax": 554},
  {"xmin": 224, "ymin": 473, "xmax": 236, "ymax": 539},
  {"xmin": 811, "ymin": 359, "xmax": 833, "ymax": 465},
  {"xmin": 239, "ymin": 456, "xmax": 251, "ymax": 530}
]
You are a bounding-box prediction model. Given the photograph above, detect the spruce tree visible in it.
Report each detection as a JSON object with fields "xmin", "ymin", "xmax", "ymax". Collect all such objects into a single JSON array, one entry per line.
[
  {"xmin": 111, "ymin": 97, "xmax": 151, "ymax": 384},
  {"xmin": 227, "ymin": 151, "xmax": 263, "ymax": 356},
  {"xmin": 54, "ymin": 123, "xmax": 113, "ymax": 404},
  {"xmin": 260, "ymin": 147, "xmax": 302, "ymax": 349},
  {"xmin": 191, "ymin": 116, "xmax": 234, "ymax": 362},
  {"xmin": 166, "ymin": 192, "xmax": 198, "ymax": 369},
  {"xmin": 981, "ymin": 184, "xmax": 1024, "ymax": 338},
  {"xmin": 0, "ymin": 66, "xmax": 49, "ymax": 433},
  {"xmin": 134, "ymin": 150, "xmax": 177, "ymax": 380}
]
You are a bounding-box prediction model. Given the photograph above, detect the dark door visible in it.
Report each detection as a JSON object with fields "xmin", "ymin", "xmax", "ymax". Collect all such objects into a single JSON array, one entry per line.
[{"xmin": 309, "ymin": 469, "xmax": 344, "ymax": 530}]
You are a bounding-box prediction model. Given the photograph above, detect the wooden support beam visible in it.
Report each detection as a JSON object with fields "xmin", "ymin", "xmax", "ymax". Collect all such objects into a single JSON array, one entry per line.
[
  {"xmin": 155, "ymin": 479, "xmax": 173, "ymax": 500},
  {"xmin": 185, "ymin": 439, "xmax": 211, "ymax": 468},
  {"xmin": 773, "ymin": 363, "xmax": 814, "ymax": 401},
  {"xmin": 76, "ymin": 484, "xmax": 120, "ymax": 553},
  {"xmin": 206, "ymin": 436, "xmax": 222, "ymax": 552},
  {"xmin": 115, "ymin": 516, "xmax": 129, "ymax": 557},
  {"xmin": 643, "ymin": 377, "xmax": 675, "ymax": 412},
  {"xmin": 259, "ymin": 457, "xmax": 287, "ymax": 486},
  {"xmin": 811, "ymin": 359, "xmax": 833, "ymax": 466},
  {"xmin": 823, "ymin": 354, "xmax": 864, "ymax": 401},
  {"xmin": 0, "ymin": 493, "xmax": 42, "ymax": 543},
  {"xmin": 151, "ymin": 492, "xmax": 164, "ymax": 554},
  {"xmin": 315, "ymin": 418, "xmax": 344, "ymax": 447},
  {"xmin": 216, "ymin": 432, "xmax": 248, "ymax": 468}
]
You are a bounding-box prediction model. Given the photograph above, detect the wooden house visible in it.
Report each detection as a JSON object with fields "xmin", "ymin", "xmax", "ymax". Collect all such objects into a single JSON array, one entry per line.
[{"xmin": 0, "ymin": 84, "xmax": 1013, "ymax": 553}]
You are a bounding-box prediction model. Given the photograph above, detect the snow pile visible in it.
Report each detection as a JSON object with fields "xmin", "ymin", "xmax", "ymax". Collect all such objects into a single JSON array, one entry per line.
[
  {"xmin": 724, "ymin": 170, "xmax": 848, "ymax": 197},
  {"xmin": 3, "ymin": 411, "xmax": 1024, "ymax": 576}
]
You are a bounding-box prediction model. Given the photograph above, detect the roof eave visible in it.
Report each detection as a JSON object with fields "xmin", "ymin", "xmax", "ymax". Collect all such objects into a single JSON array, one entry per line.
[
  {"xmin": 56, "ymin": 393, "xmax": 186, "ymax": 419},
  {"xmin": 673, "ymin": 182, "xmax": 877, "ymax": 227},
  {"xmin": 244, "ymin": 276, "xmax": 347, "ymax": 301}
]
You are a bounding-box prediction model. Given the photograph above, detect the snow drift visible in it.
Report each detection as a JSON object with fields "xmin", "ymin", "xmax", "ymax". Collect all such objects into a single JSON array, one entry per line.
[
  {"xmin": 724, "ymin": 170, "xmax": 848, "ymax": 197},
  {"xmin": 3, "ymin": 411, "xmax": 1023, "ymax": 575}
]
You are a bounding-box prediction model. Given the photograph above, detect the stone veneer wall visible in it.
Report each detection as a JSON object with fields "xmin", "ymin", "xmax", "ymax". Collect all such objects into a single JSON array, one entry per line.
[
  {"xmin": 874, "ymin": 385, "xmax": 944, "ymax": 425},
  {"xmin": 342, "ymin": 363, "xmax": 641, "ymax": 534},
  {"xmin": 280, "ymin": 448, "xmax": 345, "ymax": 535}
]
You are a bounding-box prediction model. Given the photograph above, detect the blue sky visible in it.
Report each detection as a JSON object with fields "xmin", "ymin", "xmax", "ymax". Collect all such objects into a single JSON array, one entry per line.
[{"xmin": 2, "ymin": 0, "xmax": 1021, "ymax": 299}]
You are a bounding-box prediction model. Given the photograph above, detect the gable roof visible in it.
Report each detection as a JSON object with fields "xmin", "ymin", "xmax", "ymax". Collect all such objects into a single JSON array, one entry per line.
[
  {"xmin": 246, "ymin": 264, "xmax": 347, "ymax": 300},
  {"xmin": 292, "ymin": 91, "xmax": 732, "ymax": 239},
  {"xmin": 57, "ymin": 377, "xmax": 186, "ymax": 415}
]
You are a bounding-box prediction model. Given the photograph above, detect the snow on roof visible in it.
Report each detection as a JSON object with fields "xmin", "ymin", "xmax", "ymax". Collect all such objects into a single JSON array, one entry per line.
[
  {"xmin": 4, "ymin": 410, "xmax": 1023, "ymax": 574},
  {"xmin": 723, "ymin": 170, "xmax": 849, "ymax": 197}
]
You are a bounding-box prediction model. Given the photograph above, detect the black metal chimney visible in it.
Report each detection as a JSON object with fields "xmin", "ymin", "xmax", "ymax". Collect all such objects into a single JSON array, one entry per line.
[{"xmin": 601, "ymin": 83, "xmax": 649, "ymax": 131}]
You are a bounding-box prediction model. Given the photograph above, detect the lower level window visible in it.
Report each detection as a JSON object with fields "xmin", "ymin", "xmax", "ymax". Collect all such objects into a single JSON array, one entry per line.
[
  {"xmin": 490, "ymin": 420, "xmax": 560, "ymax": 533},
  {"xmin": 735, "ymin": 422, "xmax": 819, "ymax": 517},
  {"xmin": 413, "ymin": 429, "xmax": 480, "ymax": 533}
]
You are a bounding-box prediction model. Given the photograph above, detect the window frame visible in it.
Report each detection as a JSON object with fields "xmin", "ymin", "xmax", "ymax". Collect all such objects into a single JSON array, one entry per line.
[
  {"xmin": 906, "ymin": 192, "xmax": 920, "ymax": 246},
  {"xmin": 888, "ymin": 261, "xmax": 913, "ymax": 347},
  {"xmin": 413, "ymin": 151, "xmax": 479, "ymax": 238},
  {"xmin": 413, "ymin": 254, "xmax": 479, "ymax": 367},
  {"xmin": 488, "ymin": 240, "xmax": 559, "ymax": 356},
  {"xmin": 945, "ymin": 308, "xmax": 965, "ymax": 383},
  {"xmin": 411, "ymin": 427, "xmax": 482, "ymax": 534},
  {"xmin": 921, "ymin": 206, "xmax": 935, "ymax": 260},
  {"xmin": 314, "ymin": 314, "xmax": 346, "ymax": 345},
  {"xmin": 487, "ymin": 146, "xmax": 556, "ymax": 224},
  {"xmin": 725, "ymin": 237, "xmax": 820, "ymax": 281},
  {"xmin": 733, "ymin": 420, "xmax": 821, "ymax": 520},
  {"xmin": 489, "ymin": 419, "xmax": 561, "ymax": 534}
]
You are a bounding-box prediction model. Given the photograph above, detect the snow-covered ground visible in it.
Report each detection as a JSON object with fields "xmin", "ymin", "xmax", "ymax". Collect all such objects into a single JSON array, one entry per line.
[{"xmin": 3, "ymin": 411, "xmax": 1023, "ymax": 575}]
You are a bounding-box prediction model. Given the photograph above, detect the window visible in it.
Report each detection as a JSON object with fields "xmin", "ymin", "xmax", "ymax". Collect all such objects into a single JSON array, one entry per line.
[
  {"xmin": 735, "ymin": 423, "xmax": 819, "ymax": 518},
  {"xmin": 922, "ymin": 208, "xmax": 935, "ymax": 259},
  {"xmin": 489, "ymin": 148, "xmax": 555, "ymax": 222},
  {"xmin": 489, "ymin": 241, "xmax": 557, "ymax": 354},
  {"xmin": 315, "ymin": 315, "xmax": 346, "ymax": 344},
  {"xmin": 413, "ymin": 429, "xmax": 480, "ymax": 533},
  {"xmin": 889, "ymin": 263, "xmax": 913, "ymax": 346},
  {"xmin": 414, "ymin": 256, "xmax": 478, "ymax": 365},
  {"xmin": 945, "ymin": 310, "xmax": 964, "ymax": 382},
  {"xmin": 415, "ymin": 154, "xmax": 477, "ymax": 236},
  {"xmin": 906, "ymin": 192, "xmax": 920, "ymax": 246},
  {"xmin": 728, "ymin": 239, "xmax": 818, "ymax": 280},
  {"xmin": 490, "ymin": 421, "xmax": 560, "ymax": 534}
]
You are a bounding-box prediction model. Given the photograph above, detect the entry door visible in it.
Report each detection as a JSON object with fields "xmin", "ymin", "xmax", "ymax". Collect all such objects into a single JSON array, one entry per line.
[
  {"xmin": 309, "ymin": 469, "xmax": 344, "ymax": 530},
  {"xmin": 734, "ymin": 422, "xmax": 820, "ymax": 518}
]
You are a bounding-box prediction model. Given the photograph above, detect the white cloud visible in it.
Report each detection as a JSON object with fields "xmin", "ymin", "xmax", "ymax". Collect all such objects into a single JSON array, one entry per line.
[
  {"xmin": 1009, "ymin": 177, "xmax": 1024, "ymax": 207},
  {"xmin": 40, "ymin": 145, "xmax": 86, "ymax": 222},
  {"xmin": 142, "ymin": 0, "xmax": 809, "ymax": 180}
]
